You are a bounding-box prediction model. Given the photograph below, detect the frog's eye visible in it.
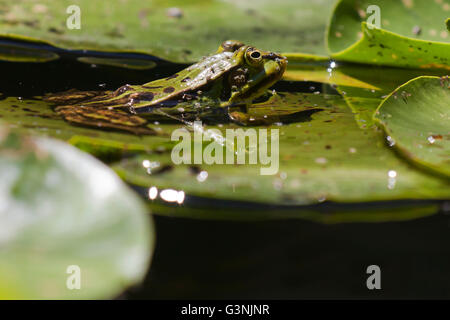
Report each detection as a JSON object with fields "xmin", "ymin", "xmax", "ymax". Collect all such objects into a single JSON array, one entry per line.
[{"xmin": 245, "ymin": 48, "xmax": 263, "ymax": 66}]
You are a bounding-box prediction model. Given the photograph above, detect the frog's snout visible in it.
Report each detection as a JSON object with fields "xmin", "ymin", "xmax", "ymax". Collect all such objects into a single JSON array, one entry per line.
[{"xmin": 262, "ymin": 52, "xmax": 285, "ymax": 61}]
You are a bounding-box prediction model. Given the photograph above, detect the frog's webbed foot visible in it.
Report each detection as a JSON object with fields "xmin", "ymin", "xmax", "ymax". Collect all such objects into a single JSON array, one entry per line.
[
  {"xmin": 43, "ymin": 89, "xmax": 111, "ymax": 105},
  {"xmin": 55, "ymin": 105, "xmax": 156, "ymax": 136}
]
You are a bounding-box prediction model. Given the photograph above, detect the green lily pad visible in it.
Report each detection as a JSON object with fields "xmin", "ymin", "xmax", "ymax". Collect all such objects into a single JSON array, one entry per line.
[
  {"xmin": 111, "ymin": 94, "xmax": 450, "ymax": 212},
  {"xmin": 327, "ymin": 0, "xmax": 450, "ymax": 69},
  {"xmin": 0, "ymin": 0, "xmax": 335, "ymax": 63},
  {"xmin": 284, "ymin": 65, "xmax": 381, "ymax": 90},
  {"xmin": 374, "ymin": 76, "xmax": 450, "ymax": 178},
  {"xmin": 0, "ymin": 38, "xmax": 59, "ymax": 62},
  {"xmin": 0, "ymin": 96, "xmax": 170, "ymax": 156},
  {"xmin": 0, "ymin": 127, "xmax": 154, "ymax": 299},
  {"xmin": 0, "ymin": 92, "xmax": 331, "ymax": 157},
  {"xmin": 333, "ymin": 64, "xmax": 449, "ymax": 128},
  {"xmin": 146, "ymin": 197, "xmax": 441, "ymax": 222}
]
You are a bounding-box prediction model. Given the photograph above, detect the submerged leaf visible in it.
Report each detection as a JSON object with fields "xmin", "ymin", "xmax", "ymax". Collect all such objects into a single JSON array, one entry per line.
[{"xmin": 77, "ymin": 57, "xmax": 157, "ymax": 70}]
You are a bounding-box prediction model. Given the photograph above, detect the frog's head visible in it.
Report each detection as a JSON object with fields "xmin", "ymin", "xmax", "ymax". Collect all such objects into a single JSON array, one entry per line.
[{"xmin": 219, "ymin": 40, "xmax": 287, "ymax": 104}]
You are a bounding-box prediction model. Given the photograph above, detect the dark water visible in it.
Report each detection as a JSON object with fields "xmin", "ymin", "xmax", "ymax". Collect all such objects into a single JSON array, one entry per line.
[
  {"xmin": 2, "ymin": 44, "xmax": 450, "ymax": 299},
  {"xmin": 125, "ymin": 211, "xmax": 450, "ymax": 299}
]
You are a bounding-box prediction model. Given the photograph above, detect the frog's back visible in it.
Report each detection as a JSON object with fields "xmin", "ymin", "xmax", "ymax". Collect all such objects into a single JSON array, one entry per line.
[{"xmin": 107, "ymin": 50, "xmax": 239, "ymax": 113}]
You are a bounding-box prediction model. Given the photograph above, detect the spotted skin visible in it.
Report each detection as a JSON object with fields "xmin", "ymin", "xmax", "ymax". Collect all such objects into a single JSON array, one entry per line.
[{"xmin": 47, "ymin": 40, "xmax": 287, "ymax": 134}]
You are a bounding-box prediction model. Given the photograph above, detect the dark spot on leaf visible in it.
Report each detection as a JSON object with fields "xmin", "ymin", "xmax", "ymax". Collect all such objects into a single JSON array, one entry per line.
[
  {"xmin": 252, "ymin": 26, "xmax": 264, "ymax": 33},
  {"xmin": 48, "ymin": 27, "xmax": 64, "ymax": 34},
  {"xmin": 189, "ymin": 165, "xmax": 202, "ymax": 175},
  {"xmin": 150, "ymin": 165, "xmax": 173, "ymax": 175},
  {"xmin": 23, "ymin": 20, "xmax": 39, "ymax": 28},
  {"xmin": 22, "ymin": 108, "xmax": 38, "ymax": 113}
]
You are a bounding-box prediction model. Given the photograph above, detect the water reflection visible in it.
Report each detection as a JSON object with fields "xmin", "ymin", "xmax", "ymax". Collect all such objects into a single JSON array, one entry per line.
[{"xmin": 388, "ymin": 170, "xmax": 397, "ymax": 190}]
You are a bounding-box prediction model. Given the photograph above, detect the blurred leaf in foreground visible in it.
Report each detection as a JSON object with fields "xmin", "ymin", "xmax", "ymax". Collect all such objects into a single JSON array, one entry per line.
[{"xmin": 0, "ymin": 127, "xmax": 154, "ymax": 299}]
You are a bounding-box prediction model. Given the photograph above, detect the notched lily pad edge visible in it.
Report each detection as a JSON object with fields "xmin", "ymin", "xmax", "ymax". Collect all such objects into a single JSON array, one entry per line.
[{"xmin": 327, "ymin": 21, "xmax": 450, "ymax": 70}]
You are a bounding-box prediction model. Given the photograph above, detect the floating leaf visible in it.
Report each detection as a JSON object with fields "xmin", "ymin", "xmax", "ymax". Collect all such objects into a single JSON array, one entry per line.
[
  {"xmin": 0, "ymin": 92, "xmax": 333, "ymax": 156},
  {"xmin": 333, "ymin": 64, "xmax": 449, "ymax": 128},
  {"xmin": 0, "ymin": 127, "xmax": 154, "ymax": 299},
  {"xmin": 0, "ymin": 0, "xmax": 335, "ymax": 63},
  {"xmin": 374, "ymin": 76, "xmax": 450, "ymax": 178},
  {"xmin": 145, "ymin": 197, "xmax": 440, "ymax": 222},
  {"xmin": 284, "ymin": 65, "xmax": 381, "ymax": 90},
  {"xmin": 112, "ymin": 95, "xmax": 449, "ymax": 213},
  {"xmin": 327, "ymin": 0, "xmax": 450, "ymax": 69},
  {"xmin": 0, "ymin": 37, "xmax": 59, "ymax": 62},
  {"xmin": 0, "ymin": 96, "xmax": 170, "ymax": 156}
]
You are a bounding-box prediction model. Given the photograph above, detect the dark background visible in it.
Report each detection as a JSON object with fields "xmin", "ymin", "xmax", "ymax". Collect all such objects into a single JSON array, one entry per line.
[{"xmin": 126, "ymin": 209, "xmax": 450, "ymax": 299}]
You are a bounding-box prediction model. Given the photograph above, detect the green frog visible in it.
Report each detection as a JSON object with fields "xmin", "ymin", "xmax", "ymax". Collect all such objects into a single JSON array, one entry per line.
[{"xmin": 46, "ymin": 40, "xmax": 287, "ymax": 134}]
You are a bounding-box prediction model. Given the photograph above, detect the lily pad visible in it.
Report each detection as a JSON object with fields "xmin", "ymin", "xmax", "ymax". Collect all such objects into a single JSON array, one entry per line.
[
  {"xmin": 284, "ymin": 64, "xmax": 381, "ymax": 90},
  {"xmin": 374, "ymin": 76, "xmax": 450, "ymax": 178},
  {"xmin": 111, "ymin": 94, "xmax": 450, "ymax": 212},
  {"xmin": 144, "ymin": 198, "xmax": 441, "ymax": 222},
  {"xmin": 0, "ymin": 96, "xmax": 170, "ymax": 156},
  {"xmin": 0, "ymin": 92, "xmax": 330, "ymax": 157},
  {"xmin": 0, "ymin": 127, "xmax": 154, "ymax": 299},
  {"xmin": 0, "ymin": 37, "xmax": 59, "ymax": 62},
  {"xmin": 327, "ymin": 0, "xmax": 450, "ymax": 69},
  {"xmin": 0, "ymin": 0, "xmax": 335, "ymax": 63},
  {"xmin": 332, "ymin": 64, "xmax": 449, "ymax": 128}
]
